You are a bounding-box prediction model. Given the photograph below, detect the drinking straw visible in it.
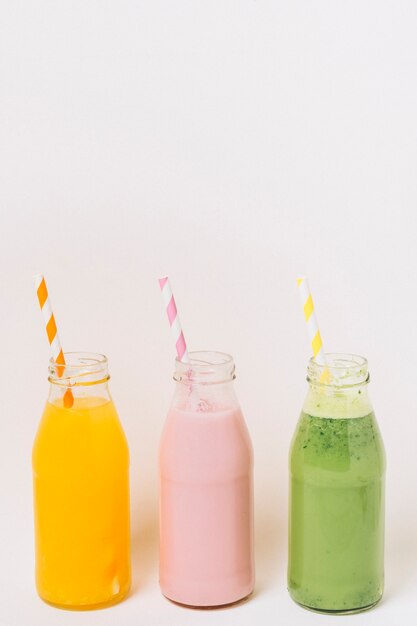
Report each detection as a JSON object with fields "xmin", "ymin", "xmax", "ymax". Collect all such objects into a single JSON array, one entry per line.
[
  {"xmin": 297, "ymin": 276, "xmax": 330, "ymax": 381},
  {"xmin": 35, "ymin": 274, "xmax": 74, "ymax": 408},
  {"xmin": 158, "ymin": 277, "xmax": 190, "ymax": 363}
]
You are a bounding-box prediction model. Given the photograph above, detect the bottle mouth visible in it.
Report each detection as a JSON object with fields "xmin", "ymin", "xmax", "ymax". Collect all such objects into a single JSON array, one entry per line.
[
  {"xmin": 307, "ymin": 353, "xmax": 369, "ymax": 387},
  {"xmin": 174, "ymin": 351, "xmax": 236, "ymax": 384},
  {"xmin": 49, "ymin": 352, "xmax": 109, "ymax": 386}
]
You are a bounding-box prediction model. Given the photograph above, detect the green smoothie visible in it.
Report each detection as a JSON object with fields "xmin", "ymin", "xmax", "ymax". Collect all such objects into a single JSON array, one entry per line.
[{"xmin": 288, "ymin": 384, "xmax": 385, "ymax": 613}]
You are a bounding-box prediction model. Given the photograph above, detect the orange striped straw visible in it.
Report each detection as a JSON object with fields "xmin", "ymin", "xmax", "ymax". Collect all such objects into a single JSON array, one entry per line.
[{"xmin": 35, "ymin": 274, "xmax": 74, "ymax": 408}]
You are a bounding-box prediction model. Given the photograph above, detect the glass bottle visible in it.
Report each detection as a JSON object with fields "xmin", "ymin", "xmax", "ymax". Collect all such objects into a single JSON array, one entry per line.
[
  {"xmin": 159, "ymin": 351, "xmax": 254, "ymax": 607},
  {"xmin": 288, "ymin": 353, "xmax": 386, "ymax": 613},
  {"xmin": 32, "ymin": 352, "xmax": 131, "ymax": 609}
]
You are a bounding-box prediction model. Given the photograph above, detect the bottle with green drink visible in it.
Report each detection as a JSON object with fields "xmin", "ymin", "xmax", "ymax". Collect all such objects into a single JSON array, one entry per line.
[{"xmin": 288, "ymin": 353, "xmax": 386, "ymax": 613}]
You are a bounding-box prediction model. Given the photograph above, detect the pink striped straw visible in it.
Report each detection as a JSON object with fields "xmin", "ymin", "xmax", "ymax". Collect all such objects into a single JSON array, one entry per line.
[{"xmin": 159, "ymin": 277, "xmax": 190, "ymax": 363}]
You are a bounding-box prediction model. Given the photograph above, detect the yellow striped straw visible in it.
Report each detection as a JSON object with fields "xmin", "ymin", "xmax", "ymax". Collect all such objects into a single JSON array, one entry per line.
[
  {"xmin": 35, "ymin": 274, "xmax": 74, "ymax": 408},
  {"xmin": 297, "ymin": 276, "xmax": 330, "ymax": 381}
]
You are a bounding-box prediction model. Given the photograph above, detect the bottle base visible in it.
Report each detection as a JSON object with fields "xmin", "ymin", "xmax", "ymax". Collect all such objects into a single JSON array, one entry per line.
[
  {"xmin": 38, "ymin": 585, "xmax": 130, "ymax": 611},
  {"xmin": 163, "ymin": 590, "xmax": 253, "ymax": 610},
  {"xmin": 290, "ymin": 595, "xmax": 382, "ymax": 615}
]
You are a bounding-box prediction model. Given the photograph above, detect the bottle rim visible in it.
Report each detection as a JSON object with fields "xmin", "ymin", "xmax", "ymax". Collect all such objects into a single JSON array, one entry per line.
[
  {"xmin": 174, "ymin": 350, "xmax": 236, "ymax": 384},
  {"xmin": 307, "ymin": 353, "xmax": 369, "ymax": 388},
  {"xmin": 48, "ymin": 351, "xmax": 110, "ymax": 386}
]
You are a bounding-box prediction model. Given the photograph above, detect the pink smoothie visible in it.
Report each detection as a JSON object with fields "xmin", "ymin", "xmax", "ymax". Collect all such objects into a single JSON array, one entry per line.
[{"xmin": 159, "ymin": 403, "xmax": 254, "ymax": 607}]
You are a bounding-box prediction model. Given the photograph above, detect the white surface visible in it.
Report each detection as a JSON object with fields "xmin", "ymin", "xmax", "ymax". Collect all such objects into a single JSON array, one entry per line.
[{"xmin": 1, "ymin": 1, "xmax": 417, "ymax": 624}]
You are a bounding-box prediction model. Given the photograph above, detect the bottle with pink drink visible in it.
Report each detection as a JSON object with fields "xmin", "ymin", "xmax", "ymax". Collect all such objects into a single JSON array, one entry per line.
[{"xmin": 159, "ymin": 351, "xmax": 254, "ymax": 607}]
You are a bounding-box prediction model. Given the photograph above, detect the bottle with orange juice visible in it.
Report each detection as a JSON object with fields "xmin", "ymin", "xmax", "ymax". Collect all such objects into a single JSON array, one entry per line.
[{"xmin": 32, "ymin": 352, "xmax": 131, "ymax": 609}]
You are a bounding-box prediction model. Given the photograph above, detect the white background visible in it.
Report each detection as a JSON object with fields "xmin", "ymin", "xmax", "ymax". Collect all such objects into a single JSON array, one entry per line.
[{"xmin": 1, "ymin": 1, "xmax": 416, "ymax": 625}]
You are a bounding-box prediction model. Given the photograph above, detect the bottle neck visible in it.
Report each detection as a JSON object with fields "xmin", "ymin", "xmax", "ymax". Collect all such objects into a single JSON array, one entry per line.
[
  {"xmin": 303, "ymin": 353, "xmax": 373, "ymax": 419},
  {"xmin": 172, "ymin": 351, "xmax": 238, "ymax": 412},
  {"xmin": 172, "ymin": 378, "xmax": 238, "ymax": 412},
  {"xmin": 48, "ymin": 380, "xmax": 111, "ymax": 404},
  {"xmin": 47, "ymin": 352, "xmax": 111, "ymax": 405}
]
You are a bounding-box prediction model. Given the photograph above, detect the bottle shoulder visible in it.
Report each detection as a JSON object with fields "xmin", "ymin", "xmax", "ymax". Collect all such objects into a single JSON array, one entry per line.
[
  {"xmin": 289, "ymin": 410, "xmax": 385, "ymax": 483},
  {"xmin": 33, "ymin": 397, "xmax": 129, "ymax": 473},
  {"xmin": 159, "ymin": 405, "xmax": 253, "ymax": 481}
]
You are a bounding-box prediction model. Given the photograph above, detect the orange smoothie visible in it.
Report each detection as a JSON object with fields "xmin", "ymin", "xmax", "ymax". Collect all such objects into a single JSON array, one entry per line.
[{"xmin": 32, "ymin": 396, "xmax": 131, "ymax": 609}]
